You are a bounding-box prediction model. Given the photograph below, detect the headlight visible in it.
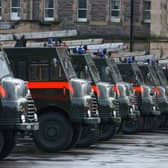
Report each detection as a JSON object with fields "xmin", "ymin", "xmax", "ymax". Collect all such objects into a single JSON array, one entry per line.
[
  {"xmin": 34, "ymin": 113, "xmax": 38, "ymax": 122},
  {"xmin": 113, "ymin": 110, "xmax": 117, "ymax": 117},
  {"xmin": 153, "ymin": 106, "xmax": 156, "ymax": 111},
  {"xmin": 21, "ymin": 114, "xmax": 26, "ymax": 123},
  {"xmin": 87, "ymin": 109, "xmax": 92, "ymax": 117}
]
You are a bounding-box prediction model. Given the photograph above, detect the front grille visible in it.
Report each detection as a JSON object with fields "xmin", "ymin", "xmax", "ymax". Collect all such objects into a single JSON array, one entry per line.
[
  {"xmin": 113, "ymin": 99, "xmax": 120, "ymax": 117},
  {"xmin": 131, "ymin": 96, "xmax": 141, "ymax": 108},
  {"xmin": 91, "ymin": 93, "xmax": 99, "ymax": 117},
  {"xmin": 152, "ymin": 97, "xmax": 159, "ymax": 106},
  {"xmin": 26, "ymin": 95, "xmax": 36, "ymax": 122}
]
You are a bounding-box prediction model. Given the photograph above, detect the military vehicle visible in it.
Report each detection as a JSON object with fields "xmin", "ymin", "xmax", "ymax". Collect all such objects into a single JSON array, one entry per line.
[
  {"xmin": 71, "ymin": 54, "xmax": 121, "ymax": 141},
  {"xmin": 117, "ymin": 63, "xmax": 160, "ymax": 130},
  {"xmin": 138, "ymin": 64, "xmax": 165, "ymax": 128},
  {"xmin": 152, "ymin": 65, "xmax": 168, "ymax": 126},
  {"xmin": 0, "ymin": 50, "xmax": 38, "ymax": 159},
  {"xmin": 5, "ymin": 47, "xmax": 100, "ymax": 152},
  {"xmin": 93, "ymin": 57, "xmax": 140, "ymax": 134}
]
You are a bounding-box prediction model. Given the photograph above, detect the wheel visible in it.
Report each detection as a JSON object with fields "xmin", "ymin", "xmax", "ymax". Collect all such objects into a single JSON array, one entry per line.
[
  {"xmin": 159, "ymin": 114, "xmax": 168, "ymax": 128},
  {"xmin": 151, "ymin": 116, "xmax": 161, "ymax": 130},
  {"xmin": 99, "ymin": 123, "xmax": 116, "ymax": 141},
  {"xmin": 65, "ymin": 124, "xmax": 81, "ymax": 149},
  {"xmin": 0, "ymin": 131, "xmax": 15, "ymax": 160},
  {"xmin": 136, "ymin": 116, "xmax": 144, "ymax": 132},
  {"xmin": 143, "ymin": 117, "xmax": 154, "ymax": 131},
  {"xmin": 122, "ymin": 119, "xmax": 138, "ymax": 134},
  {"xmin": 33, "ymin": 112, "xmax": 73, "ymax": 152},
  {"xmin": 76, "ymin": 126, "xmax": 99, "ymax": 147}
]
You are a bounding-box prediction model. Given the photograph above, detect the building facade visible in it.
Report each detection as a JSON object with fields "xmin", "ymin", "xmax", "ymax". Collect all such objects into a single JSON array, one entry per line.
[
  {"xmin": 151, "ymin": 0, "xmax": 168, "ymax": 38},
  {"xmin": 0, "ymin": 0, "xmax": 150, "ymax": 39}
]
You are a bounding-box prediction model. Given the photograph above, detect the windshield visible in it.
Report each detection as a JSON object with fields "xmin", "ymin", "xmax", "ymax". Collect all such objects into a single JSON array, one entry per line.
[
  {"xmin": 56, "ymin": 48, "xmax": 77, "ymax": 79},
  {"xmin": 75, "ymin": 65, "xmax": 92, "ymax": 81},
  {"xmin": 85, "ymin": 55, "xmax": 101, "ymax": 82},
  {"xmin": 108, "ymin": 59, "xmax": 123, "ymax": 83},
  {"xmin": 0, "ymin": 53, "xmax": 11, "ymax": 78},
  {"xmin": 156, "ymin": 66, "xmax": 168, "ymax": 86},
  {"xmin": 139, "ymin": 66, "xmax": 160, "ymax": 86},
  {"xmin": 118, "ymin": 64, "xmax": 144, "ymax": 85}
]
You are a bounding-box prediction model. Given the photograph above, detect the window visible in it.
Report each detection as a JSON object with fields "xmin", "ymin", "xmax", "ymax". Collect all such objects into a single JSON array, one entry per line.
[
  {"xmin": 29, "ymin": 64, "xmax": 49, "ymax": 81},
  {"xmin": 144, "ymin": 0, "xmax": 151, "ymax": 23},
  {"xmin": 0, "ymin": 0, "xmax": 2, "ymax": 20},
  {"xmin": 110, "ymin": 0, "xmax": 121, "ymax": 22},
  {"xmin": 44, "ymin": 0, "xmax": 54, "ymax": 21},
  {"xmin": 11, "ymin": 0, "xmax": 20, "ymax": 20},
  {"xmin": 77, "ymin": 0, "xmax": 88, "ymax": 22}
]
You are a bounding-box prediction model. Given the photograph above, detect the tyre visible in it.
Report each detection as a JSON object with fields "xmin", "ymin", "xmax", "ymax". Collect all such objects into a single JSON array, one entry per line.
[
  {"xmin": 122, "ymin": 119, "xmax": 138, "ymax": 134},
  {"xmin": 33, "ymin": 112, "xmax": 73, "ymax": 152},
  {"xmin": 65, "ymin": 124, "xmax": 81, "ymax": 149},
  {"xmin": 99, "ymin": 123, "xmax": 116, "ymax": 141},
  {"xmin": 76, "ymin": 126, "xmax": 99, "ymax": 147},
  {"xmin": 0, "ymin": 131, "xmax": 15, "ymax": 160},
  {"xmin": 135, "ymin": 116, "xmax": 144, "ymax": 132}
]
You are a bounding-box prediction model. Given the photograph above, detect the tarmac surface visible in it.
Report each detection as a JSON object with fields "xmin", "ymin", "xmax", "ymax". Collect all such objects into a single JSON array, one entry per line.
[{"xmin": 1, "ymin": 130, "xmax": 168, "ymax": 168}]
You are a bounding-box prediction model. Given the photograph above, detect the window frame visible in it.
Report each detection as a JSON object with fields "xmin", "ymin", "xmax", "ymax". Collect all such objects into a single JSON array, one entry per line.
[
  {"xmin": 77, "ymin": 0, "xmax": 88, "ymax": 22},
  {"xmin": 144, "ymin": 0, "xmax": 151, "ymax": 23},
  {"xmin": 110, "ymin": 0, "xmax": 121, "ymax": 23},
  {"xmin": 10, "ymin": 0, "xmax": 21, "ymax": 21},
  {"xmin": 29, "ymin": 63, "xmax": 50, "ymax": 81},
  {"xmin": 44, "ymin": 0, "xmax": 55, "ymax": 21}
]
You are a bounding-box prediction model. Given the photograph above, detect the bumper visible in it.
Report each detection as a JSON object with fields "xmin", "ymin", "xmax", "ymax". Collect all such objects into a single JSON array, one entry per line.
[
  {"xmin": 83, "ymin": 117, "xmax": 101, "ymax": 125},
  {"xmin": 159, "ymin": 102, "xmax": 168, "ymax": 114},
  {"xmin": 112, "ymin": 116, "xmax": 121, "ymax": 126},
  {"xmin": 16, "ymin": 122, "xmax": 39, "ymax": 131}
]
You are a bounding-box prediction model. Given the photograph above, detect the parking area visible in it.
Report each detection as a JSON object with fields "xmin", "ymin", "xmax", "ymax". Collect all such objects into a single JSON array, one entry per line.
[{"xmin": 1, "ymin": 130, "xmax": 168, "ymax": 168}]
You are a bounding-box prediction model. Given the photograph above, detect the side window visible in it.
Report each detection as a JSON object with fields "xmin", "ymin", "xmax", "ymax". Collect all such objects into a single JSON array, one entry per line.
[
  {"xmin": 50, "ymin": 58, "xmax": 66, "ymax": 81},
  {"xmin": 17, "ymin": 61, "xmax": 27, "ymax": 80},
  {"xmin": 29, "ymin": 64, "xmax": 49, "ymax": 81}
]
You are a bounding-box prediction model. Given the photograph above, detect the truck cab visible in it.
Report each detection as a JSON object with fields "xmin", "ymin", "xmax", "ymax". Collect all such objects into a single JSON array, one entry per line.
[
  {"xmin": 0, "ymin": 50, "xmax": 38, "ymax": 159},
  {"xmin": 93, "ymin": 57, "xmax": 140, "ymax": 134},
  {"xmin": 117, "ymin": 63, "xmax": 160, "ymax": 130},
  {"xmin": 71, "ymin": 54, "xmax": 121, "ymax": 141},
  {"xmin": 5, "ymin": 47, "xmax": 100, "ymax": 152}
]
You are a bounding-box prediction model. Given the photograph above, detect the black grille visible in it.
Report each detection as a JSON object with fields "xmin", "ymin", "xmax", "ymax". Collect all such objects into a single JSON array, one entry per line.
[
  {"xmin": 152, "ymin": 97, "xmax": 159, "ymax": 106},
  {"xmin": 91, "ymin": 93, "xmax": 98, "ymax": 117},
  {"xmin": 113, "ymin": 99, "xmax": 120, "ymax": 117},
  {"xmin": 131, "ymin": 96, "xmax": 141, "ymax": 107},
  {"xmin": 26, "ymin": 95, "xmax": 36, "ymax": 122}
]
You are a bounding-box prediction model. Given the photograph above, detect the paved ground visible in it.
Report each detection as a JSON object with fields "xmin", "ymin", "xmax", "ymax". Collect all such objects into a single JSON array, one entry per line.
[{"xmin": 1, "ymin": 130, "xmax": 168, "ymax": 168}]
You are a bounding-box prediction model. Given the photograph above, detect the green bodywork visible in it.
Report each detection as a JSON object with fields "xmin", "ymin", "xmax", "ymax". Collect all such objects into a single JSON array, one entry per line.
[
  {"xmin": 117, "ymin": 63, "xmax": 160, "ymax": 116},
  {"xmin": 71, "ymin": 54, "xmax": 121, "ymax": 125},
  {"xmin": 5, "ymin": 47, "xmax": 100, "ymax": 125}
]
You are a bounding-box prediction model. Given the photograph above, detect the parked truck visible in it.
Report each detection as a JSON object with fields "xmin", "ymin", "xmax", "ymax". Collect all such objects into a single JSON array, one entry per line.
[
  {"xmin": 117, "ymin": 63, "xmax": 160, "ymax": 130},
  {"xmin": 71, "ymin": 54, "xmax": 121, "ymax": 141},
  {"xmin": 0, "ymin": 50, "xmax": 38, "ymax": 159},
  {"xmin": 93, "ymin": 57, "xmax": 140, "ymax": 133},
  {"xmin": 5, "ymin": 47, "xmax": 100, "ymax": 152},
  {"xmin": 145, "ymin": 65, "xmax": 168, "ymax": 127}
]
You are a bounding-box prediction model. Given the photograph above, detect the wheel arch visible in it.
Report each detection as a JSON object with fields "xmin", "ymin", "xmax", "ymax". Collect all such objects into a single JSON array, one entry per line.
[{"xmin": 36, "ymin": 105, "xmax": 71, "ymax": 123}]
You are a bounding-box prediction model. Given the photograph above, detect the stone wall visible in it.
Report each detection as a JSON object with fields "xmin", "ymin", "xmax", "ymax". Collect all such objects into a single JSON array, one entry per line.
[{"xmin": 0, "ymin": 0, "xmax": 150, "ymax": 40}]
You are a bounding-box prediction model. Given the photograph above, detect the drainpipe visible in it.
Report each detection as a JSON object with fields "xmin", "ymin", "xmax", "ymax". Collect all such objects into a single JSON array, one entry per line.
[{"xmin": 130, "ymin": 0, "xmax": 134, "ymax": 52}]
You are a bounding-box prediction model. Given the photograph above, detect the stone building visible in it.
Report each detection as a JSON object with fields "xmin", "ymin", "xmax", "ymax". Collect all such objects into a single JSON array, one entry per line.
[
  {"xmin": 0, "ymin": 0, "xmax": 150, "ymax": 40},
  {"xmin": 150, "ymin": 0, "xmax": 168, "ymax": 56}
]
